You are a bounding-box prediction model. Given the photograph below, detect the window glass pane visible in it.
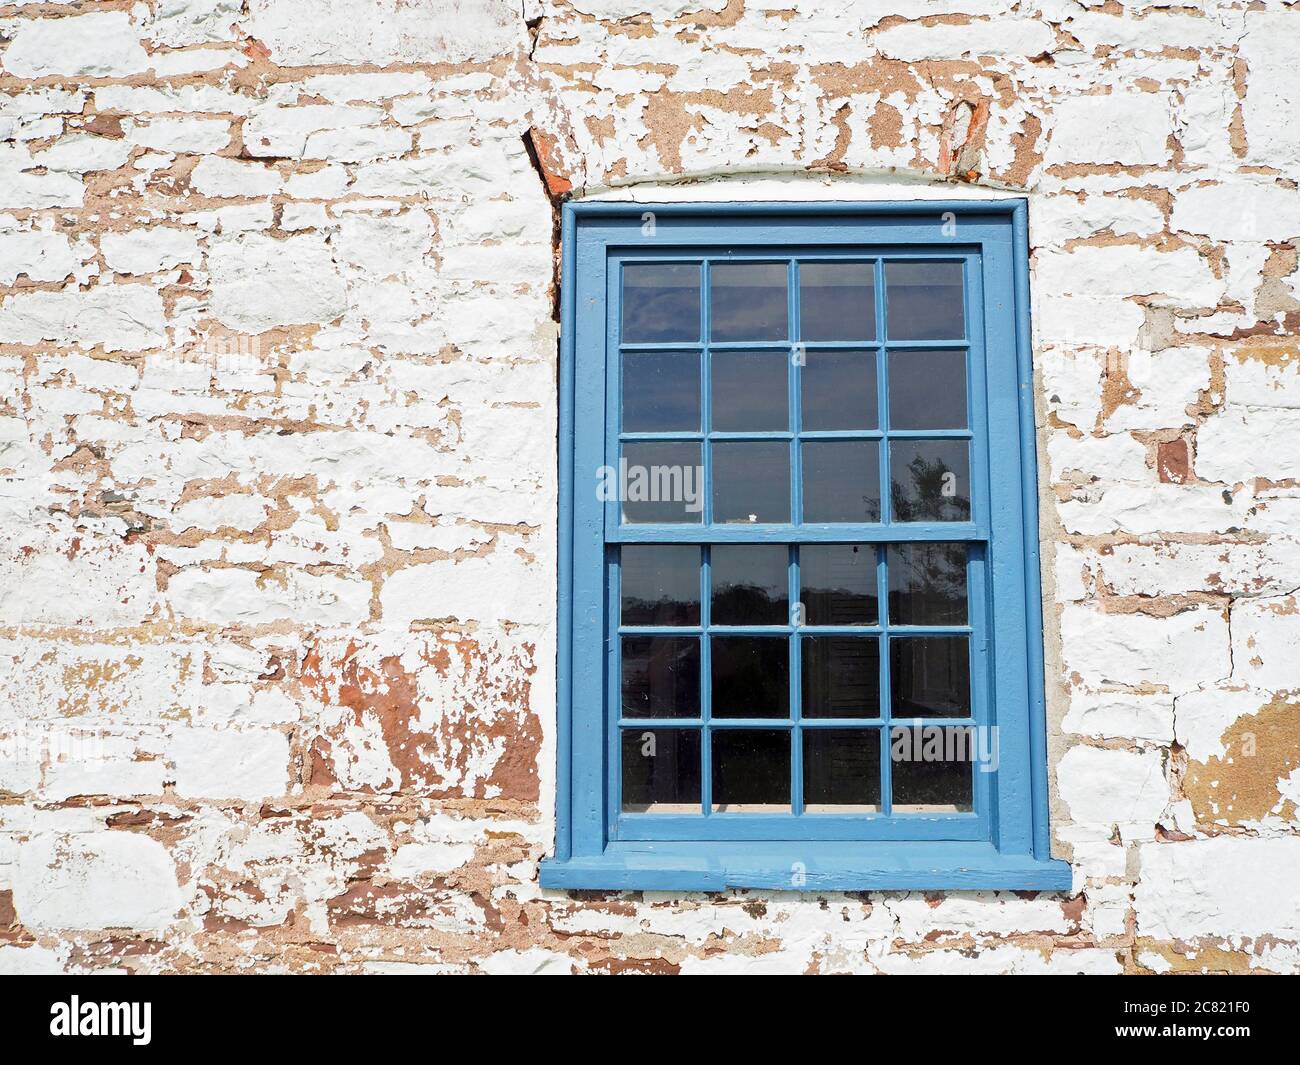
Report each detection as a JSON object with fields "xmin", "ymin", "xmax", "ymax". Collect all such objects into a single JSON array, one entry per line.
[
  {"xmin": 712, "ymin": 441, "xmax": 790, "ymax": 524},
  {"xmin": 890, "ymin": 636, "xmax": 970, "ymax": 718},
  {"xmin": 711, "ymin": 729, "xmax": 790, "ymax": 812},
  {"xmin": 710, "ymin": 262, "xmax": 788, "ymax": 342},
  {"xmin": 890, "ymin": 725, "xmax": 974, "ymax": 812},
  {"xmin": 889, "ymin": 349, "xmax": 966, "ymax": 430},
  {"xmin": 711, "ymin": 635, "xmax": 789, "ymax": 718},
  {"xmin": 623, "ymin": 262, "xmax": 700, "ymax": 343},
  {"xmin": 804, "ymin": 729, "xmax": 881, "ymax": 812},
  {"xmin": 889, "ymin": 440, "xmax": 970, "ymax": 523},
  {"xmin": 802, "ymin": 350, "xmax": 877, "ymax": 431},
  {"xmin": 885, "ymin": 261, "xmax": 964, "ymax": 340},
  {"xmin": 711, "ymin": 351, "xmax": 788, "ymax": 431},
  {"xmin": 800, "ymin": 544, "xmax": 877, "ymax": 625},
  {"xmin": 712, "ymin": 545, "xmax": 788, "ymax": 626},
  {"xmin": 799, "ymin": 262, "xmax": 875, "ymax": 342},
  {"xmin": 621, "ymin": 636, "xmax": 699, "ymax": 718},
  {"xmin": 620, "ymin": 545, "xmax": 701, "ymax": 626},
  {"xmin": 621, "ymin": 728, "xmax": 701, "ymax": 812},
  {"xmin": 622, "ymin": 352, "xmax": 699, "ymax": 432},
  {"xmin": 619, "ymin": 441, "xmax": 703, "ymax": 524},
  {"xmin": 887, "ymin": 543, "xmax": 967, "ymax": 626},
  {"xmin": 802, "ymin": 440, "xmax": 880, "ymax": 523},
  {"xmin": 801, "ymin": 636, "xmax": 880, "ymax": 718}
]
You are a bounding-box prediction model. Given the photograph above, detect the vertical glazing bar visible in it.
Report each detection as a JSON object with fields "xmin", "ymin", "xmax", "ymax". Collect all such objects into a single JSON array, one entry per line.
[
  {"xmin": 875, "ymin": 257, "xmax": 890, "ymax": 524},
  {"xmin": 700, "ymin": 543, "xmax": 712, "ymax": 816},
  {"xmin": 700, "ymin": 259, "xmax": 713, "ymax": 815},
  {"xmin": 877, "ymin": 544, "xmax": 893, "ymax": 815},
  {"xmin": 607, "ymin": 548, "xmax": 622, "ymax": 834},
  {"xmin": 701, "ymin": 259, "xmax": 713, "ymax": 527},
  {"xmin": 788, "ymin": 259, "xmax": 802, "ymax": 815},
  {"xmin": 790, "ymin": 544, "xmax": 803, "ymax": 816},
  {"xmin": 790, "ymin": 258, "xmax": 803, "ymax": 525}
]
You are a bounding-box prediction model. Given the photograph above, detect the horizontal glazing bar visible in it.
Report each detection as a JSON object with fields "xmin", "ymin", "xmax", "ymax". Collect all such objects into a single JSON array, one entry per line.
[
  {"xmin": 881, "ymin": 338, "xmax": 969, "ymax": 349},
  {"xmin": 617, "ymin": 626, "xmax": 969, "ymax": 636},
  {"xmin": 611, "ymin": 523, "xmax": 986, "ymax": 543},
  {"xmin": 618, "ymin": 717, "xmax": 977, "ymax": 729}
]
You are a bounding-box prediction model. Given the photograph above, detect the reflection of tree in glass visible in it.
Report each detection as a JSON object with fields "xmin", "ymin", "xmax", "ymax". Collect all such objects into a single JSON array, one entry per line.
[
  {"xmin": 888, "ymin": 543, "xmax": 966, "ymax": 625},
  {"xmin": 713, "ymin": 582, "xmax": 786, "ymax": 625},
  {"xmin": 891, "ymin": 453, "xmax": 970, "ymax": 522},
  {"xmin": 622, "ymin": 594, "xmax": 696, "ymax": 627}
]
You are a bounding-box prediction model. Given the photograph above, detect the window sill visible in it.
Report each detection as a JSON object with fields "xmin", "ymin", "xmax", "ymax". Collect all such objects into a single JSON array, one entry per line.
[{"xmin": 540, "ymin": 841, "xmax": 1071, "ymax": 893}]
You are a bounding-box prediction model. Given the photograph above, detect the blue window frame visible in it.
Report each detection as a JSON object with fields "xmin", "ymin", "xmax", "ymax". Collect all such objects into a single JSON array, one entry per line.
[{"xmin": 542, "ymin": 201, "xmax": 1070, "ymax": 892}]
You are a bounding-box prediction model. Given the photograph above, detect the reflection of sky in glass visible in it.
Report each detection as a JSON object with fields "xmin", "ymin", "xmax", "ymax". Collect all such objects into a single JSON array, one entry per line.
[
  {"xmin": 885, "ymin": 262, "xmax": 964, "ymax": 340},
  {"xmin": 623, "ymin": 263, "xmax": 700, "ymax": 343},
  {"xmin": 800, "ymin": 544, "xmax": 877, "ymax": 624},
  {"xmin": 889, "ymin": 350, "xmax": 966, "ymax": 429},
  {"xmin": 620, "ymin": 441, "xmax": 703, "ymax": 525},
  {"xmin": 802, "ymin": 351, "xmax": 877, "ymax": 430},
  {"xmin": 711, "ymin": 351, "xmax": 788, "ymax": 431},
  {"xmin": 889, "ymin": 440, "xmax": 970, "ymax": 522},
  {"xmin": 712, "ymin": 441, "xmax": 790, "ymax": 523},
  {"xmin": 802, "ymin": 636, "xmax": 880, "ymax": 718},
  {"xmin": 711, "ymin": 545, "xmax": 787, "ymax": 625},
  {"xmin": 620, "ymin": 545, "xmax": 700, "ymax": 626},
  {"xmin": 799, "ymin": 263, "xmax": 875, "ymax": 342},
  {"xmin": 887, "ymin": 543, "xmax": 967, "ymax": 625},
  {"xmin": 622, "ymin": 351, "xmax": 699, "ymax": 432},
  {"xmin": 890, "ymin": 636, "xmax": 969, "ymax": 717},
  {"xmin": 710, "ymin": 262, "xmax": 788, "ymax": 342},
  {"xmin": 803, "ymin": 440, "xmax": 880, "ymax": 523}
]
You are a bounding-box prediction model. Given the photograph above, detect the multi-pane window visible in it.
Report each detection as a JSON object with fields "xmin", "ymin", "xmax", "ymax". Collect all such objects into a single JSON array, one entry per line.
[
  {"xmin": 616, "ymin": 256, "xmax": 978, "ymax": 827},
  {"xmin": 545, "ymin": 202, "xmax": 1069, "ymax": 891}
]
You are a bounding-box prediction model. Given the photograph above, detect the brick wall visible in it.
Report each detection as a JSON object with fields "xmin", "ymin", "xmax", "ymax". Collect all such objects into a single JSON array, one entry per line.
[{"xmin": 0, "ymin": 0, "xmax": 1297, "ymax": 974}]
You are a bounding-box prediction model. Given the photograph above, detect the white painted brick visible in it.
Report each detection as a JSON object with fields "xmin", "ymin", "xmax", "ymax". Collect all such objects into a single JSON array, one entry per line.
[
  {"xmin": 101, "ymin": 227, "xmax": 202, "ymax": 275},
  {"xmin": 873, "ymin": 19, "xmax": 1052, "ymax": 60},
  {"xmin": 128, "ymin": 117, "xmax": 232, "ymax": 155},
  {"xmin": 169, "ymin": 726, "xmax": 289, "ymax": 801},
  {"xmin": 244, "ymin": 0, "xmax": 526, "ymax": 66},
  {"xmin": 1048, "ymin": 430, "xmax": 1148, "ymax": 482},
  {"xmin": 1, "ymin": 13, "xmax": 149, "ymax": 79},
  {"xmin": 1240, "ymin": 12, "xmax": 1300, "ymax": 169},
  {"xmin": 1223, "ymin": 352, "xmax": 1300, "ymax": 409},
  {"xmin": 1046, "ymin": 93, "xmax": 1171, "ymax": 166},
  {"xmin": 1174, "ymin": 685, "xmax": 1267, "ymax": 763},
  {"xmin": 1058, "ymin": 483, "xmax": 1245, "ymax": 536},
  {"xmin": 207, "ymin": 233, "xmax": 347, "ymax": 331},
  {"xmin": 145, "ymin": 0, "xmax": 243, "ymax": 47},
  {"xmin": 1063, "ymin": 690, "xmax": 1175, "ymax": 744},
  {"xmin": 1136, "ymin": 836, "xmax": 1300, "ymax": 941},
  {"xmin": 167, "ymin": 566, "xmax": 370, "ymax": 626},
  {"xmin": 189, "ymin": 155, "xmax": 283, "ymax": 198},
  {"xmin": 1231, "ymin": 594, "xmax": 1300, "ymax": 692},
  {"xmin": 1058, "ymin": 746, "xmax": 1168, "ymax": 827},
  {"xmin": 1199, "ymin": 406, "xmax": 1300, "ymax": 484},
  {"xmin": 1035, "ymin": 245, "xmax": 1221, "ymax": 309},
  {"xmin": 381, "ymin": 552, "xmax": 548, "ymax": 627},
  {"xmin": 14, "ymin": 832, "xmax": 181, "ymax": 932},
  {"xmin": 0, "ymin": 284, "xmax": 167, "ymax": 352},
  {"xmin": 1103, "ymin": 347, "xmax": 1208, "ymax": 432},
  {"xmin": 1059, "ymin": 605, "xmax": 1230, "ymax": 693},
  {"xmin": 0, "ymin": 230, "xmax": 77, "ymax": 284},
  {"xmin": 1172, "ymin": 181, "xmax": 1300, "ymax": 243},
  {"xmin": 1097, "ymin": 541, "xmax": 1300, "ymax": 599}
]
